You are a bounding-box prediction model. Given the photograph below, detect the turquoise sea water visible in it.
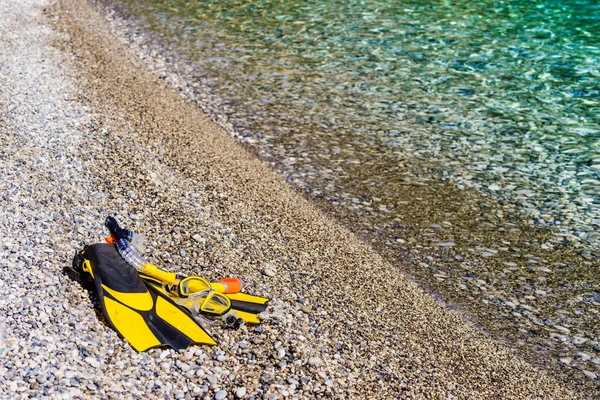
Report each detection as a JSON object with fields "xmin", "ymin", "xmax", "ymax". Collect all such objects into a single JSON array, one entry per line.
[
  {"xmin": 115, "ymin": 0, "xmax": 600, "ymax": 243},
  {"xmin": 110, "ymin": 0, "xmax": 600, "ymax": 384},
  {"xmin": 119, "ymin": 0, "xmax": 600, "ymax": 140}
]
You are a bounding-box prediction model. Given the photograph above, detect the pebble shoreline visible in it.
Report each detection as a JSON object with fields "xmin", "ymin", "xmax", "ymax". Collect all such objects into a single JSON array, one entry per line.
[
  {"xmin": 0, "ymin": 0, "xmax": 595, "ymax": 399},
  {"xmin": 91, "ymin": 0, "xmax": 600, "ymax": 389}
]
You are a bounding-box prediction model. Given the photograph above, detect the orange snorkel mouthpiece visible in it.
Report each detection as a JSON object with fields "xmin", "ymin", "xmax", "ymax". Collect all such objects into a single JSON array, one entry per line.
[{"xmin": 216, "ymin": 278, "xmax": 243, "ymax": 294}]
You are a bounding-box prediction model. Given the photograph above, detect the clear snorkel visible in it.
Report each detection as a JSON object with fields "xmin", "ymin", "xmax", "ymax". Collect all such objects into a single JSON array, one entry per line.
[{"xmin": 104, "ymin": 216, "xmax": 236, "ymax": 318}]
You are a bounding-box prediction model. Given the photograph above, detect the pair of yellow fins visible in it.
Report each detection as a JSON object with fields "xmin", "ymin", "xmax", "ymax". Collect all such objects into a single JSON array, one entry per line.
[{"xmin": 73, "ymin": 243, "xmax": 269, "ymax": 352}]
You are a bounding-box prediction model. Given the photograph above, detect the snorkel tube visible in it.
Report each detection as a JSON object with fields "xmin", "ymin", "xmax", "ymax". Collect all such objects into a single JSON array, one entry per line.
[
  {"xmin": 104, "ymin": 216, "xmax": 243, "ymax": 293},
  {"xmin": 105, "ymin": 216, "xmax": 178, "ymax": 284},
  {"xmin": 105, "ymin": 216, "xmax": 235, "ymax": 316}
]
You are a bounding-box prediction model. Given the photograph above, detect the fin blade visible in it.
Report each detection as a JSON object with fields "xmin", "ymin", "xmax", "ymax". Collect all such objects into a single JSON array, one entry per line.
[
  {"xmin": 227, "ymin": 292, "xmax": 270, "ymax": 316},
  {"xmin": 231, "ymin": 310, "xmax": 261, "ymax": 324},
  {"xmin": 227, "ymin": 292, "xmax": 269, "ymax": 305},
  {"xmin": 101, "ymin": 284, "xmax": 154, "ymax": 311},
  {"xmin": 155, "ymin": 296, "xmax": 217, "ymax": 346},
  {"xmin": 104, "ymin": 297, "xmax": 161, "ymax": 352},
  {"xmin": 84, "ymin": 243, "xmax": 215, "ymax": 351},
  {"xmin": 229, "ymin": 299, "xmax": 268, "ymax": 315}
]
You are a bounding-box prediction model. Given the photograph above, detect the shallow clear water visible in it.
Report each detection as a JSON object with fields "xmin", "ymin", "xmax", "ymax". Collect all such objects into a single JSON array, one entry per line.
[
  {"xmin": 115, "ymin": 0, "xmax": 600, "ymax": 246},
  {"xmin": 110, "ymin": 0, "xmax": 600, "ymax": 384}
]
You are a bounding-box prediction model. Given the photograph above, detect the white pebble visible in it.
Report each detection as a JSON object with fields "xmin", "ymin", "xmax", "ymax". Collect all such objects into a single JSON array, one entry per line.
[
  {"xmin": 192, "ymin": 234, "xmax": 206, "ymax": 243},
  {"xmin": 583, "ymin": 370, "xmax": 597, "ymax": 379},
  {"xmin": 258, "ymin": 311, "xmax": 270, "ymax": 321},
  {"xmin": 235, "ymin": 387, "xmax": 247, "ymax": 398},
  {"xmin": 84, "ymin": 357, "xmax": 99, "ymax": 368},
  {"xmin": 308, "ymin": 357, "xmax": 322, "ymax": 366},
  {"xmin": 180, "ymin": 363, "xmax": 191, "ymax": 372}
]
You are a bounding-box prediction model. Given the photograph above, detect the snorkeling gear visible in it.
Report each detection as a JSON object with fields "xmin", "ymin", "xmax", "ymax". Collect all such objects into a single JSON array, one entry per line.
[
  {"xmin": 140, "ymin": 273, "xmax": 270, "ymax": 325},
  {"xmin": 105, "ymin": 216, "xmax": 270, "ymax": 324},
  {"xmin": 68, "ymin": 216, "xmax": 271, "ymax": 351},
  {"xmin": 105, "ymin": 216, "xmax": 180, "ymax": 285},
  {"xmin": 140, "ymin": 273, "xmax": 233, "ymax": 317},
  {"xmin": 71, "ymin": 243, "xmax": 216, "ymax": 352}
]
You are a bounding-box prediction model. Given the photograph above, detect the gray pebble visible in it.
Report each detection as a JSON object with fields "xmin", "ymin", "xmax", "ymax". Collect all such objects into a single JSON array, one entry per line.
[
  {"xmin": 572, "ymin": 336, "xmax": 587, "ymax": 345},
  {"xmin": 581, "ymin": 251, "xmax": 592, "ymax": 259},
  {"xmin": 576, "ymin": 352, "xmax": 592, "ymax": 362},
  {"xmin": 215, "ymin": 390, "xmax": 228, "ymax": 400}
]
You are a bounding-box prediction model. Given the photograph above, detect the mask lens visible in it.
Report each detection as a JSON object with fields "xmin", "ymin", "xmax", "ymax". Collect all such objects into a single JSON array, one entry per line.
[
  {"xmin": 198, "ymin": 291, "xmax": 231, "ymax": 315},
  {"xmin": 179, "ymin": 276, "xmax": 211, "ymax": 297}
]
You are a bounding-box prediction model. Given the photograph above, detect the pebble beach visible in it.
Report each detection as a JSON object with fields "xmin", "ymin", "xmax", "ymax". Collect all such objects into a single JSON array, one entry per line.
[
  {"xmin": 0, "ymin": 0, "xmax": 596, "ymax": 399},
  {"xmin": 97, "ymin": 0, "xmax": 600, "ymax": 389}
]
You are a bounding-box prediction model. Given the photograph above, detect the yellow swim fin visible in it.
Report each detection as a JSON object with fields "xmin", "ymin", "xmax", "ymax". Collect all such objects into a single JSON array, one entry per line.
[
  {"xmin": 139, "ymin": 274, "xmax": 270, "ymax": 324},
  {"xmin": 226, "ymin": 292, "xmax": 270, "ymax": 324},
  {"xmin": 80, "ymin": 244, "xmax": 215, "ymax": 351}
]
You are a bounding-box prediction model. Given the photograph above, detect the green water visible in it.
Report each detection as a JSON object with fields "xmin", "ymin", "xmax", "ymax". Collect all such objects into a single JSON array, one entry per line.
[
  {"xmin": 113, "ymin": 0, "xmax": 600, "ymax": 238},
  {"xmin": 114, "ymin": 0, "xmax": 600, "ymax": 137}
]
